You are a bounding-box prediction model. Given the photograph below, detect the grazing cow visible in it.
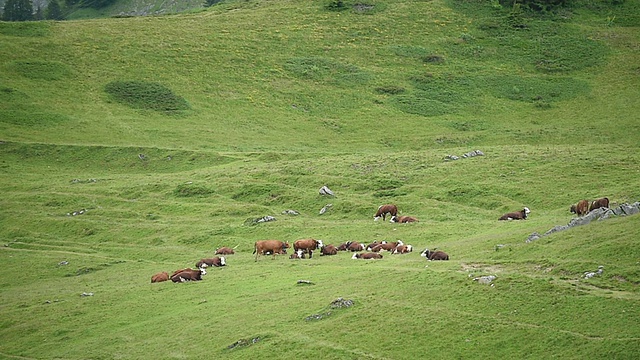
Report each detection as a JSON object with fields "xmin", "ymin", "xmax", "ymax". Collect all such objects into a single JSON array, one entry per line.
[
  {"xmin": 151, "ymin": 271, "xmax": 169, "ymax": 283},
  {"xmin": 347, "ymin": 242, "xmax": 366, "ymax": 252},
  {"xmin": 392, "ymin": 244, "xmax": 413, "ymax": 254},
  {"xmin": 337, "ymin": 242, "xmax": 352, "ymax": 251},
  {"xmin": 215, "ymin": 247, "xmax": 235, "ymax": 255},
  {"xmin": 570, "ymin": 200, "xmax": 590, "ymax": 216},
  {"xmin": 421, "ymin": 249, "xmax": 449, "ymax": 261},
  {"xmin": 195, "ymin": 256, "xmax": 226, "ymax": 269},
  {"xmin": 498, "ymin": 207, "xmax": 530, "ymax": 220},
  {"xmin": 352, "ymin": 252, "xmax": 383, "ymax": 259},
  {"xmin": 390, "ymin": 215, "xmax": 418, "ymax": 223},
  {"xmin": 254, "ymin": 240, "xmax": 290, "ymax": 261},
  {"xmin": 320, "ymin": 244, "xmax": 338, "ymax": 256},
  {"xmin": 589, "ymin": 197, "xmax": 610, "ymax": 212},
  {"xmin": 170, "ymin": 268, "xmax": 205, "ymax": 282},
  {"xmin": 374, "ymin": 204, "xmax": 398, "ymax": 222},
  {"xmin": 293, "ymin": 238, "xmax": 324, "ymax": 259}
]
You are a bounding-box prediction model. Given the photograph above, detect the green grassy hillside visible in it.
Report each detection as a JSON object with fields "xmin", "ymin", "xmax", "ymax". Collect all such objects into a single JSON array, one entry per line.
[{"xmin": 1, "ymin": 0, "xmax": 639, "ymax": 359}]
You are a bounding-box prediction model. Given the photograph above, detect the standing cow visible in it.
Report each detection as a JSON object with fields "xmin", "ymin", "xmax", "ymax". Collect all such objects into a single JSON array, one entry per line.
[
  {"xmin": 293, "ymin": 238, "xmax": 324, "ymax": 259},
  {"xmin": 589, "ymin": 197, "xmax": 609, "ymax": 212},
  {"xmin": 374, "ymin": 204, "xmax": 398, "ymax": 222},
  {"xmin": 570, "ymin": 200, "xmax": 589, "ymax": 216},
  {"xmin": 254, "ymin": 240, "xmax": 290, "ymax": 261}
]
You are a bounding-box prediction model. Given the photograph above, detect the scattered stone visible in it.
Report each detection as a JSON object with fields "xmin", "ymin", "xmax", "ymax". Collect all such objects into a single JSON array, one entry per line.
[
  {"xmin": 227, "ymin": 337, "xmax": 261, "ymax": 350},
  {"xmin": 282, "ymin": 209, "xmax": 300, "ymax": 215},
  {"xmin": 584, "ymin": 266, "xmax": 604, "ymax": 279},
  {"xmin": 444, "ymin": 155, "xmax": 460, "ymax": 161},
  {"xmin": 244, "ymin": 216, "xmax": 277, "ymax": 226},
  {"xmin": 58, "ymin": 261, "xmax": 69, "ymax": 266},
  {"xmin": 297, "ymin": 280, "xmax": 314, "ymax": 285},
  {"xmin": 319, "ymin": 204, "xmax": 332, "ymax": 215},
  {"xmin": 330, "ymin": 297, "xmax": 354, "ymax": 308},
  {"xmin": 543, "ymin": 225, "xmax": 569, "ymax": 236},
  {"xmin": 444, "ymin": 150, "xmax": 484, "ymax": 161},
  {"xmin": 305, "ymin": 313, "xmax": 330, "ymax": 321},
  {"xmin": 319, "ymin": 185, "xmax": 335, "ymax": 196},
  {"xmin": 473, "ymin": 275, "xmax": 496, "ymax": 285},
  {"xmin": 67, "ymin": 209, "xmax": 87, "ymax": 216},
  {"xmin": 80, "ymin": 292, "xmax": 94, "ymax": 297}
]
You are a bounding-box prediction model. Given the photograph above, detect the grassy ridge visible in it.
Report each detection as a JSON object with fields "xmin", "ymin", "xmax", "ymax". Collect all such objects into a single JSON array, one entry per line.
[{"xmin": 1, "ymin": 0, "xmax": 640, "ymax": 358}]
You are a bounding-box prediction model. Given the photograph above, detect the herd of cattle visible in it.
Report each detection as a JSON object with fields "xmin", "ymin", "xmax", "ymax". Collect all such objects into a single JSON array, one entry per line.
[{"xmin": 151, "ymin": 199, "xmax": 610, "ymax": 283}]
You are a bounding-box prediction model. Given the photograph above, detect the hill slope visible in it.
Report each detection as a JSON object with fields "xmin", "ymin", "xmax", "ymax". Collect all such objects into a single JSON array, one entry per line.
[{"xmin": 0, "ymin": 1, "xmax": 639, "ymax": 359}]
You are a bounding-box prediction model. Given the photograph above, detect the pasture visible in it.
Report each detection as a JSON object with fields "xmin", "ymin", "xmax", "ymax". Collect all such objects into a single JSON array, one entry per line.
[{"xmin": 1, "ymin": 0, "xmax": 639, "ymax": 358}]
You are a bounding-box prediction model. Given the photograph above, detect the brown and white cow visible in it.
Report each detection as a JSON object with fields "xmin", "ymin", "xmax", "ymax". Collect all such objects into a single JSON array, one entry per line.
[
  {"xmin": 570, "ymin": 200, "xmax": 589, "ymax": 216},
  {"xmin": 151, "ymin": 271, "xmax": 169, "ymax": 283},
  {"xmin": 390, "ymin": 215, "xmax": 418, "ymax": 223},
  {"xmin": 421, "ymin": 248, "xmax": 449, "ymax": 261},
  {"xmin": 347, "ymin": 242, "xmax": 366, "ymax": 252},
  {"xmin": 195, "ymin": 256, "xmax": 226, "ymax": 269},
  {"xmin": 392, "ymin": 244, "xmax": 413, "ymax": 254},
  {"xmin": 320, "ymin": 244, "xmax": 338, "ymax": 256},
  {"xmin": 215, "ymin": 247, "xmax": 235, "ymax": 255},
  {"xmin": 352, "ymin": 252, "xmax": 383, "ymax": 259},
  {"xmin": 589, "ymin": 197, "xmax": 609, "ymax": 212},
  {"xmin": 170, "ymin": 268, "xmax": 205, "ymax": 282},
  {"xmin": 374, "ymin": 204, "xmax": 398, "ymax": 222},
  {"xmin": 254, "ymin": 240, "xmax": 290, "ymax": 261},
  {"xmin": 498, "ymin": 207, "xmax": 530, "ymax": 220},
  {"xmin": 337, "ymin": 242, "xmax": 352, "ymax": 251},
  {"xmin": 365, "ymin": 241, "xmax": 381, "ymax": 251},
  {"xmin": 376, "ymin": 240, "xmax": 404, "ymax": 252},
  {"xmin": 293, "ymin": 238, "xmax": 324, "ymax": 259},
  {"xmin": 290, "ymin": 250, "xmax": 306, "ymax": 259}
]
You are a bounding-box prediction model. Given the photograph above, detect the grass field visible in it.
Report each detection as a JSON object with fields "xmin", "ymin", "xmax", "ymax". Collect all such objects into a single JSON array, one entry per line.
[{"xmin": 1, "ymin": 0, "xmax": 639, "ymax": 359}]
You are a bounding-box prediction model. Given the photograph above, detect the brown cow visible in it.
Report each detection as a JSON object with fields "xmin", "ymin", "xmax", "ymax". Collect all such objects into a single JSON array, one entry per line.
[
  {"xmin": 171, "ymin": 268, "xmax": 204, "ymax": 278},
  {"xmin": 366, "ymin": 241, "xmax": 381, "ymax": 251},
  {"xmin": 392, "ymin": 244, "xmax": 413, "ymax": 254},
  {"xmin": 589, "ymin": 197, "xmax": 609, "ymax": 212},
  {"xmin": 347, "ymin": 242, "xmax": 366, "ymax": 252},
  {"xmin": 170, "ymin": 268, "xmax": 205, "ymax": 282},
  {"xmin": 195, "ymin": 256, "xmax": 226, "ymax": 268},
  {"xmin": 215, "ymin": 247, "xmax": 235, "ymax": 255},
  {"xmin": 498, "ymin": 207, "xmax": 530, "ymax": 220},
  {"xmin": 374, "ymin": 204, "xmax": 398, "ymax": 222},
  {"xmin": 151, "ymin": 272, "xmax": 169, "ymax": 283},
  {"xmin": 352, "ymin": 252, "xmax": 383, "ymax": 259},
  {"xmin": 391, "ymin": 215, "xmax": 418, "ymax": 223},
  {"xmin": 421, "ymin": 248, "xmax": 449, "ymax": 261},
  {"xmin": 570, "ymin": 200, "xmax": 589, "ymax": 216},
  {"xmin": 320, "ymin": 244, "xmax": 338, "ymax": 256},
  {"xmin": 337, "ymin": 242, "xmax": 352, "ymax": 251},
  {"xmin": 293, "ymin": 238, "xmax": 324, "ymax": 259},
  {"xmin": 254, "ymin": 240, "xmax": 290, "ymax": 261},
  {"xmin": 376, "ymin": 240, "xmax": 404, "ymax": 252}
]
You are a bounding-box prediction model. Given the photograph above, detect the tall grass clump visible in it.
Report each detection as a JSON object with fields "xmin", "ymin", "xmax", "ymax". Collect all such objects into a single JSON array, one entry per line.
[{"xmin": 104, "ymin": 80, "xmax": 190, "ymax": 113}]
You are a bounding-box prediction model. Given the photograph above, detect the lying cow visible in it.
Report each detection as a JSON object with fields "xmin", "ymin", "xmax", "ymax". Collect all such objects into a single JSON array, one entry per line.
[
  {"xmin": 336, "ymin": 242, "xmax": 351, "ymax": 251},
  {"xmin": 376, "ymin": 240, "xmax": 404, "ymax": 252},
  {"xmin": 352, "ymin": 252, "xmax": 383, "ymax": 260},
  {"xmin": 293, "ymin": 238, "xmax": 323, "ymax": 259},
  {"xmin": 390, "ymin": 215, "xmax": 418, "ymax": 223},
  {"xmin": 366, "ymin": 241, "xmax": 381, "ymax": 251},
  {"xmin": 215, "ymin": 247, "xmax": 235, "ymax": 255},
  {"xmin": 347, "ymin": 242, "xmax": 366, "ymax": 252},
  {"xmin": 374, "ymin": 204, "xmax": 398, "ymax": 222},
  {"xmin": 195, "ymin": 256, "xmax": 226, "ymax": 268},
  {"xmin": 589, "ymin": 197, "xmax": 609, "ymax": 212},
  {"xmin": 392, "ymin": 244, "xmax": 413, "ymax": 254},
  {"xmin": 290, "ymin": 250, "xmax": 306, "ymax": 259},
  {"xmin": 151, "ymin": 271, "xmax": 169, "ymax": 283},
  {"xmin": 498, "ymin": 207, "xmax": 530, "ymax": 220},
  {"xmin": 170, "ymin": 268, "xmax": 205, "ymax": 282},
  {"xmin": 421, "ymin": 248, "xmax": 449, "ymax": 261},
  {"xmin": 254, "ymin": 240, "xmax": 290, "ymax": 261},
  {"xmin": 320, "ymin": 244, "xmax": 338, "ymax": 256},
  {"xmin": 171, "ymin": 267, "xmax": 205, "ymax": 278},
  {"xmin": 570, "ymin": 200, "xmax": 589, "ymax": 216}
]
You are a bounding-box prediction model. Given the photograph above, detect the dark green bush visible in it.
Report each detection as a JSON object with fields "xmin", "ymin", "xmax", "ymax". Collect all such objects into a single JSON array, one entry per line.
[{"xmin": 104, "ymin": 81, "xmax": 190, "ymax": 112}]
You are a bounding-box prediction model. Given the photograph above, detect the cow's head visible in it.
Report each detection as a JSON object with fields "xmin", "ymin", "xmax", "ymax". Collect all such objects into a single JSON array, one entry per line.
[
  {"xmin": 220, "ymin": 257, "xmax": 226, "ymax": 266},
  {"xmin": 199, "ymin": 267, "xmax": 207, "ymax": 275},
  {"xmin": 283, "ymin": 242, "xmax": 290, "ymax": 249},
  {"xmin": 421, "ymin": 249, "xmax": 430, "ymax": 258},
  {"xmin": 524, "ymin": 207, "xmax": 531, "ymax": 215},
  {"xmin": 390, "ymin": 216, "xmax": 398, "ymax": 223},
  {"xmin": 316, "ymin": 239, "xmax": 324, "ymax": 249},
  {"xmin": 352, "ymin": 253, "xmax": 360, "ymax": 259}
]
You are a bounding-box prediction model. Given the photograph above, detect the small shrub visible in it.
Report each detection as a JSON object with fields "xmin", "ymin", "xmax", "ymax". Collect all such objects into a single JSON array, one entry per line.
[
  {"xmin": 104, "ymin": 80, "xmax": 190, "ymax": 112},
  {"xmin": 422, "ymin": 54, "xmax": 445, "ymax": 64},
  {"xmin": 375, "ymin": 85, "xmax": 405, "ymax": 95},
  {"xmin": 173, "ymin": 183, "xmax": 214, "ymax": 197}
]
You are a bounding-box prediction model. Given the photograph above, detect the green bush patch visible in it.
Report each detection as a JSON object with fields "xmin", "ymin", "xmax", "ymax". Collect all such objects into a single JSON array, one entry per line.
[
  {"xmin": 483, "ymin": 75, "xmax": 590, "ymax": 103},
  {"xmin": 11, "ymin": 61, "xmax": 73, "ymax": 81},
  {"xmin": 104, "ymin": 80, "xmax": 190, "ymax": 112},
  {"xmin": 173, "ymin": 183, "xmax": 214, "ymax": 197}
]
